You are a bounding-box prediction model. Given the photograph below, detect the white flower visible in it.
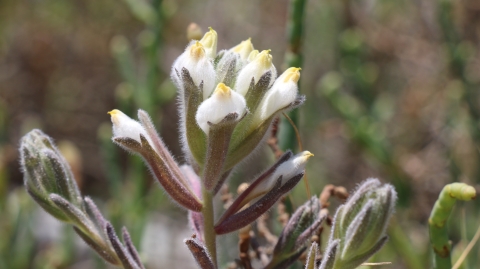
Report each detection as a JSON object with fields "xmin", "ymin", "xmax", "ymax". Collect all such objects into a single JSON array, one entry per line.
[
  {"xmin": 172, "ymin": 42, "xmax": 216, "ymax": 100},
  {"xmin": 254, "ymin": 67, "xmax": 301, "ymax": 124},
  {"xmin": 108, "ymin": 109, "xmax": 150, "ymax": 144},
  {"xmin": 195, "ymin": 83, "xmax": 247, "ymax": 134},
  {"xmin": 244, "ymin": 151, "xmax": 313, "ymax": 202},
  {"xmin": 199, "ymin": 27, "xmax": 217, "ymax": 59},
  {"xmin": 235, "ymin": 50, "xmax": 277, "ymax": 96}
]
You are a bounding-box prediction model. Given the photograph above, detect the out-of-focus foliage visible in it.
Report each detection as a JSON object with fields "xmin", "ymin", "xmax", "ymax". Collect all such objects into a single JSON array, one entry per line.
[{"xmin": 1, "ymin": 0, "xmax": 480, "ymax": 268}]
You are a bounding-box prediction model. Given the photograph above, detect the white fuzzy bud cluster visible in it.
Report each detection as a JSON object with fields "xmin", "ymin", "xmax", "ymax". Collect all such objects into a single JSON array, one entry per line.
[{"xmin": 168, "ymin": 27, "xmax": 306, "ymax": 172}]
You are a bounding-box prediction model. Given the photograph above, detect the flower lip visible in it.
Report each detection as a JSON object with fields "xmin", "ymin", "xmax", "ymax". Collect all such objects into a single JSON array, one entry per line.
[
  {"xmin": 214, "ymin": 83, "xmax": 231, "ymax": 97},
  {"xmin": 189, "ymin": 42, "xmax": 205, "ymax": 59}
]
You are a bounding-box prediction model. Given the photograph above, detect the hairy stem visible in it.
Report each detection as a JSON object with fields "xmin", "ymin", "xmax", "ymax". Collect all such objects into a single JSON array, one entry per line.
[{"xmin": 202, "ymin": 186, "xmax": 217, "ymax": 267}]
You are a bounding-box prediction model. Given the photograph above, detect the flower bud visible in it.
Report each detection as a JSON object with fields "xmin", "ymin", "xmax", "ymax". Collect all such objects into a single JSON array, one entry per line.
[
  {"xmin": 20, "ymin": 129, "xmax": 83, "ymax": 222},
  {"xmin": 268, "ymin": 197, "xmax": 326, "ymax": 269},
  {"xmin": 109, "ymin": 109, "xmax": 151, "ymax": 145},
  {"xmin": 110, "ymin": 109, "xmax": 203, "ymax": 212},
  {"xmin": 235, "ymin": 49, "xmax": 276, "ymax": 96},
  {"xmin": 195, "ymin": 83, "xmax": 247, "ymax": 134},
  {"xmin": 254, "ymin": 67, "xmax": 301, "ymax": 124},
  {"xmin": 320, "ymin": 178, "xmax": 396, "ymax": 269},
  {"xmin": 199, "ymin": 27, "xmax": 217, "ymax": 59},
  {"xmin": 215, "ymin": 151, "xmax": 313, "ymax": 234},
  {"xmin": 172, "ymin": 41, "xmax": 216, "ymax": 100},
  {"xmin": 230, "ymin": 38, "xmax": 254, "ymax": 61},
  {"xmin": 305, "ymin": 242, "xmax": 319, "ymax": 269},
  {"xmin": 243, "ymin": 151, "xmax": 313, "ymax": 203}
]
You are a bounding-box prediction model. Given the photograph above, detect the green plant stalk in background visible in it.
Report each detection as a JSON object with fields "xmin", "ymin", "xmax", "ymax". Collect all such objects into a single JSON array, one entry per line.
[
  {"xmin": 279, "ymin": 0, "xmax": 307, "ymax": 152},
  {"xmin": 429, "ymin": 183, "xmax": 476, "ymax": 269},
  {"xmin": 438, "ymin": 0, "xmax": 480, "ymax": 184}
]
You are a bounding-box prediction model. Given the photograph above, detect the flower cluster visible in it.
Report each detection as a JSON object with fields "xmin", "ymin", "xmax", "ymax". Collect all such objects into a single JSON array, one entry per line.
[{"xmin": 108, "ymin": 27, "xmax": 309, "ymax": 238}]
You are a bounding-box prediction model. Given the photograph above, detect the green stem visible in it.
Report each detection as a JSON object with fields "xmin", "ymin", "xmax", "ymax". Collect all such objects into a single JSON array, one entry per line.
[
  {"xmin": 429, "ymin": 183, "xmax": 476, "ymax": 269},
  {"xmin": 279, "ymin": 0, "xmax": 307, "ymax": 151},
  {"xmin": 201, "ymin": 186, "xmax": 217, "ymax": 267}
]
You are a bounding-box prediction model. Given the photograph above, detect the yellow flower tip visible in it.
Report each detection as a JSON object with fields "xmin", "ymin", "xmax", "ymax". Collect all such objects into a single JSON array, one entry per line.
[
  {"xmin": 255, "ymin": 50, "xmax": 273, "ymax": 67},
  {"xmin": 108, "ymin": 109, "xmax": 122, "ymax": 124},
  {"xmin": 189, "ymin": 41, "xmax": 205, "ymax": 59},
  {"xmin": 247, "ymin": 50, "xmax": 259, "ymax": 61},
  {"xmin": 200, "ymin": 28, "xmax": 217, "ymax": 46},
  {"xmin": 283, "ymin": 67, "xmax": 301, "ymax": 83},
  {"xmin": 232, "ymin": 38, "xmax": 254, "ymax": 55},
  {"xmin": 214, "ymin": 83, "xmax": 232, "ymax": 97},
  {"xmin": 107, "ymin": 109, "xmax": 120, "ymax": 116},
  {"xmin": 302, "ymin": 151, "xmax": 314, "ymax": 162}
]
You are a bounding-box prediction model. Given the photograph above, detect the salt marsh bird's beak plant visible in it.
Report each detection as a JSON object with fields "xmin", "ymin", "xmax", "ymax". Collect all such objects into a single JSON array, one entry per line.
[{"xmin": 18, "ymin": 27, "xmax": 397, "ymax": 269}]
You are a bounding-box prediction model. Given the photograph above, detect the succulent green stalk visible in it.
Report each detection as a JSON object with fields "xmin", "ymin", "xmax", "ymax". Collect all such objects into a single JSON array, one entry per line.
[
  {"xmin": 279, "ymin": 0, "xmax": 307, "ymax": 151},
  {"xmin": 429, "ymin": 183, "xmax": 476, "ymax": 269}
]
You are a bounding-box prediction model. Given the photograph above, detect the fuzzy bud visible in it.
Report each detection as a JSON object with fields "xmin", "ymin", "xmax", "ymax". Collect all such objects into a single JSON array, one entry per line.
[
  {"xmin": 320, "ymin": 178, "xmax": 396, "ymax": 269},
  {"xmin": 195, "ymin": 83, "xmax": 247, "ymax": 134},
  {"xmin": 110, "ymin": 109, "xmax": 203, "ymax": 212},
  {"xmin": 235, "ymin": 50, "xmax": 276, "ymax": 96},
  {"xmin": 20, "ymin": 129, "xmax": 84, "ymax": 222},
  {"xmin": 242, "ymin": 151, "xmax": 313, "ymax": 203},
  {"xmin": 172, "ymin": 41, "xmax": 216, "ymax": 100},
  {"xmin": 267, "ymin": 197, "xmax": 326, "ymax": 269},
  {"xmin": 254, "ymin": 67, "xmax": 301, "ymax": 125},
  {"xmin": 109, "ymin": 109, "xmax": 152, "ymax": 145}
]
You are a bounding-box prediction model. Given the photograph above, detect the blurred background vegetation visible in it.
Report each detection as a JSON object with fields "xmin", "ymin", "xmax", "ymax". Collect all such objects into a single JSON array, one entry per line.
[{"xmin": 1, "ymin": 0, "xmax": 480, "ymax": 268}]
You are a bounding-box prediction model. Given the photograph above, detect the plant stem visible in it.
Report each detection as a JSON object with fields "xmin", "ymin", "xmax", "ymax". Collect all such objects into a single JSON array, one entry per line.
[
  {"xmin": 279, "ymin": 0, "xmax": 307, "ymax": 152},
  {"xmin": 202, "ymin": 186, "xmax": 217, "ymax": 267},
  {"xmin": 429, "ymin": 183, "xmax": 476, "ymax": 269}
]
